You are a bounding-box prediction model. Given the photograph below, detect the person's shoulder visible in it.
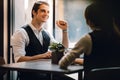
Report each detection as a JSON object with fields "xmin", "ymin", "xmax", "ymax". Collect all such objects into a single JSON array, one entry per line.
[
  {"xmin": 80, "ymin": 34, "xmax": 91, "ymax": 42},
  {"xmin": 11, "ymin": 27, "xmax": 28, "ymax": 43},
  {"xmin": 12, "ymin": 25, "xmax": 28, "ymax": 38},
  {"xmin": 14, "ymin": 27, "xmax": 26, "ymax": 34},
  {"xmin": 76, "ymin": 34, "xmax": 92, "ymax": 48},
  {"xmin": 42, "ymin": 28, "xmax": 51, "ymax": 35},
  {"xmin": 42, "ymin": 28, "xmax": 48, "ymax": 32}
]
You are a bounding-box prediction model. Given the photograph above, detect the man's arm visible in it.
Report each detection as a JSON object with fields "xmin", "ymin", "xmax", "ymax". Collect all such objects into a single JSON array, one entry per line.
[
  {"xmin": 17, "ymin": 51, "xmax": 51, "ymax": 62},
  {"xmin": 56, "ymin": 20, "xmax": 69, "ymax": 48},
  {"xmin": 62, "ymin": 30, "xmax": 68, "ymax": 48}
]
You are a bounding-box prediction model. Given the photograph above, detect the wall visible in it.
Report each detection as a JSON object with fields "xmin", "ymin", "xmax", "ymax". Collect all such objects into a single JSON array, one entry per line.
[{"xmin": 4, "ymin": 0, "xmax": 8, "ymax": 63}]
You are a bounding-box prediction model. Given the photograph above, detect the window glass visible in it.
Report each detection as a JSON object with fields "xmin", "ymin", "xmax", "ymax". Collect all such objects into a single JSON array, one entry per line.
[{"xmin": 55, "ymin": 0, "xmax": 91, "ymax": 48}]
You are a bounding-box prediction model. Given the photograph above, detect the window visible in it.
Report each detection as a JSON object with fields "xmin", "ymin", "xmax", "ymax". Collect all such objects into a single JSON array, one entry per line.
[{"xmin": 55, "ymin": 0, "xmax": 91, "ymax": 48}]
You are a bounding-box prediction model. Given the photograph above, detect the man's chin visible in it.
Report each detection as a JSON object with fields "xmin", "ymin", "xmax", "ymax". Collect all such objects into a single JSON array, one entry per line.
[{"xmin": 42, "ymin": 20, "xmax": 47, "ymax": 22}]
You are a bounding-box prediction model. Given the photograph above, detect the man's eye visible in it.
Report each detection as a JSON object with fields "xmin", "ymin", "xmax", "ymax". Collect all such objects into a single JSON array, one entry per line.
[
  {"xmin": 40, "ymin": 9, "xmax": 49, "ymax": 14},
  {"xmin": 41, "ymin": 10, "xmax": 45, "ymax": 12}
]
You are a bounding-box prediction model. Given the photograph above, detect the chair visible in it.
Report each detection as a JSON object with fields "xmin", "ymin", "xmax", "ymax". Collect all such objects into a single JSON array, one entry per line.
[
  {"xmin": 10, "ymin": 46, "xmax": 19, "ymax": 80},
  {"xmin": 0, "ymin": 57, "xmax": 6, "ymax": 80},
  {"xmin": 85, "ymin": 67, "xmax": 120, "ymax": 80}
]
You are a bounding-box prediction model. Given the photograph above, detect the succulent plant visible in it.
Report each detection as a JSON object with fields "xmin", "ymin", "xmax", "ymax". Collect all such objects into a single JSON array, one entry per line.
[{"xmin": 49, "ymin": 42, "xmax": 65, "ymax": 52}]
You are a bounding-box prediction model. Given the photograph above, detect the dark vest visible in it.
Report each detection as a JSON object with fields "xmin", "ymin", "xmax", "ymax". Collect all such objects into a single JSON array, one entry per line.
[
  {"xmin": 23, "ymin": 25, "xmax": 50, "ymax": 56},
  {"xmin": 18, "ymin": 25, "xmax": 51, "ymax": 80},
  {"xmin": 84, "ymin": 30, "xmax": 120, "ymax": 71}
]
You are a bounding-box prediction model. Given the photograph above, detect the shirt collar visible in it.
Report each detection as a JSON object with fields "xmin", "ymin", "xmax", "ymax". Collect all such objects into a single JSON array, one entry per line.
[{"xmin": 28, "ymin": 23, "xmax": 44, "ymax": 32}]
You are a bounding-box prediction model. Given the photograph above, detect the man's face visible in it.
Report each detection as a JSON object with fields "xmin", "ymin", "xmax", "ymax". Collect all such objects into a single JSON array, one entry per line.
[{"xmin": 34, "ymin": 4, "xmax": 49, "ymax": 23}]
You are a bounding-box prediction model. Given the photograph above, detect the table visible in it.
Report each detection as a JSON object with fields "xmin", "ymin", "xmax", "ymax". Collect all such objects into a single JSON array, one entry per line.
[{"xmin": 0, "ymin": 59, "xmax": 83, "ymax": 80}]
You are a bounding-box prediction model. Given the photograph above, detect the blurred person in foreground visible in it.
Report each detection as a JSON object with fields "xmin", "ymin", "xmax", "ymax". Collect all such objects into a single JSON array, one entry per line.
[{"xmin": 59, "ymin": 2, "xmax": 120, "ymax": 78}]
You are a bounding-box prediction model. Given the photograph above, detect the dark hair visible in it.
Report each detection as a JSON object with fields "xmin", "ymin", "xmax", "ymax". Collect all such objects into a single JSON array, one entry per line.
[
  {"xmin": 85, "ymin": 1, "xmax": 120, "ymax": 38},
  {"xmin": 85, "ymin": 3, "xmax": 113, "ymax": 31},
  {"xmin": 112, "ymin": 2, "xmax": 120, "ymax": 28},
  {"xmin": 31, "ymin": 1, "xmax": 49, "ymax": 18}
]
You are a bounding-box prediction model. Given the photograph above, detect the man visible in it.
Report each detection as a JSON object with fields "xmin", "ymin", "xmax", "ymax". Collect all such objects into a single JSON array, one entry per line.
[{"xmin": 11, "ymin": 1, "xmax": 74, "ymax": 80}]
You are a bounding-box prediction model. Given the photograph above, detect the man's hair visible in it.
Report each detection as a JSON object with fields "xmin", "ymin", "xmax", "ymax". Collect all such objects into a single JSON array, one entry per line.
[{"xmin": 31, "ymin": 1, "xmax": 49, "ymax": 18}]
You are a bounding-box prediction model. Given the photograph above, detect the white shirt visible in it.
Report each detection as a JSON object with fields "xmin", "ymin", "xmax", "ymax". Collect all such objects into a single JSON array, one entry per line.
[{"xmin": 11, "ymin": 23, "xmax": 58, "ymax": 62}]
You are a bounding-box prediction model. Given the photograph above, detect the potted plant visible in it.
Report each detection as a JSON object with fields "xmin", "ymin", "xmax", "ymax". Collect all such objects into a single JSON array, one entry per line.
[{"xmin": 49, "ymin": 42, "xmax": 65, "ymax": 64}]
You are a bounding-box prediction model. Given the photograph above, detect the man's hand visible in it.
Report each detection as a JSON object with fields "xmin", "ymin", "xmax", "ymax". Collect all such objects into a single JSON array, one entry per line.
[
  {"xmin": 56, "ymin": 20, "xmax": 68, "ymax": 30},
  {"xmin": 42, "ymin": 51, "xmax": 52, "ymax": 59}
]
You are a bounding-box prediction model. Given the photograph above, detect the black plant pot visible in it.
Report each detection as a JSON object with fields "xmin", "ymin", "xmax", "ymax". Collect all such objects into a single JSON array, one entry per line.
[{"xmin": 52, "ymin": 50, "xmax": 64, "ymax": 64}]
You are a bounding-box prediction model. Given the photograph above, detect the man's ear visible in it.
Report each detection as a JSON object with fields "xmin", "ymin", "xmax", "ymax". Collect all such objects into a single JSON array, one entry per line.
[{"xmin": 32, "ymin": 10, "xmax": 36, "ymax": 17}]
